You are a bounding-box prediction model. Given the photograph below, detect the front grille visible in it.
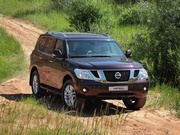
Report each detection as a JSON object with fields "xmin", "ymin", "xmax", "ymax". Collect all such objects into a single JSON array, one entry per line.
[{"xmin": 104, "ymin": 71, "xmax": 130, "ymax": 82}]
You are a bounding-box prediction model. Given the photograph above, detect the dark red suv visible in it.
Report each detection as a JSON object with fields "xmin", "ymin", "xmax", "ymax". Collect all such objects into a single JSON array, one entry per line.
[{"xmin": 29, "ymin": 32, "xmax": 149, "ymax": 109}]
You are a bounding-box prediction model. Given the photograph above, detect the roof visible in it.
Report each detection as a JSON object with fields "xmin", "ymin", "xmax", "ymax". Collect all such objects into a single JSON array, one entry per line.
[{"xmin": 41, "ymin": 32, "xmax": 114, "ymax": 40}]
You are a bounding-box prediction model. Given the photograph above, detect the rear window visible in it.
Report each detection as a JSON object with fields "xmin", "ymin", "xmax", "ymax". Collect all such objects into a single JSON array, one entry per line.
[
  {"xmin": 39, "ymin": 37, "xmax": 46, "ymax": 52},
  {"xmin": 43, "ymin": 38, "xmax": 56, "ymax": 54},
  {"xmin": 38, "ymin": 36, "xmax": 56, "ymax": 54}
]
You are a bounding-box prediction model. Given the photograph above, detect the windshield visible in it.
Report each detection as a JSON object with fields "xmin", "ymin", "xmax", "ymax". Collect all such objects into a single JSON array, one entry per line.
[{"xmin": 67, "ymin": 40, "xmax": 124, "ymax": 58}]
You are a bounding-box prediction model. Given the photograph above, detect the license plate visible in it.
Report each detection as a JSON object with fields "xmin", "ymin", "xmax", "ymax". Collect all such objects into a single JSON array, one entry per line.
[{"xmin": 109, "ymin": 86, "xmax": 128, "ymax": 91}]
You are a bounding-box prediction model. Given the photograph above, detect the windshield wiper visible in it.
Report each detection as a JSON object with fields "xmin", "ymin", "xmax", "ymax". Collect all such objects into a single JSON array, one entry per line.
[
  {"xmin": 70, "ymin": 55, "xmax": 112, "ymax": 58},
  {"xmin": 69, "ymin": 55, "xmax": 88, "ymax": 58}
]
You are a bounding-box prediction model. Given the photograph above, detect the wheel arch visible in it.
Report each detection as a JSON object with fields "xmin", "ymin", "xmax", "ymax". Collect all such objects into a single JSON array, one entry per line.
[{"xmin": 63, "ymin": 75, "xmax": 72, "ymax": 85}]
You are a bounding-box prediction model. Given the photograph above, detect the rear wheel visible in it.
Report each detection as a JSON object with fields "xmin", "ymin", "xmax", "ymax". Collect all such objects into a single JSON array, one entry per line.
[
  {"xmin": 31, "ymin": 70, "xmax": 44, "ymax": 98},
  {"xmin": 123, "ymin": 97, "xmax": 146, "ymax": 110},
  {"xmin": 62, "ymin": 79, "xmax": 77, "ymax": 109}
]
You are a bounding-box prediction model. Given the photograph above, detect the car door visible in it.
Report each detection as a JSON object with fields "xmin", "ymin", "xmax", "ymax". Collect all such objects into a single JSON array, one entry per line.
[
  {"xmin": 41, "ymin": 37, "xmax": 57, "ymax": 87},
  {"xmin": 36, "ymin": 36, "xmax": 50, "ymax": 85},
  {"xmin": 47, "ymin": 39, "xmax": 66, "ymax": 89}
]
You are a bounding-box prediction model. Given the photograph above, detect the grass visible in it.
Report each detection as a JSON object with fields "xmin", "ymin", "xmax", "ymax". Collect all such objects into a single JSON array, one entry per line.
[
  {"xmin": 0, "ymin": 0, "xmax": 50, "ymax": 16},
  {"xmin": 0, "ymin": 102, "xmax": 83, "ymax": 135},
  {"xmin": 23, "ymin": 10, "xmax": 70, "ymax": 31},
  {"xmin": 0, "ymin": 28, "xmax": 26, "ymax": 83},
  {"xmin": 147, "ymin": 85, "xmax": 180, "ymax": 117},
  {"xmin": 111, "ymin": 25, "xmax": 147, "ymax": 51},
  {"xmin": 0, "ymin": 97, "xmax": 127, "ymax": 135},
  {"xmin": 0, "ymin": 0, "xmax": 70, "ymax": 31}
]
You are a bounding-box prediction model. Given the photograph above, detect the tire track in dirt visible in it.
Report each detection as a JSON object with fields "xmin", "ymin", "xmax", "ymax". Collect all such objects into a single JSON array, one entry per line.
[{"xmin": 0, "ymin": 14, "xmax": 179, "ymax": 135}]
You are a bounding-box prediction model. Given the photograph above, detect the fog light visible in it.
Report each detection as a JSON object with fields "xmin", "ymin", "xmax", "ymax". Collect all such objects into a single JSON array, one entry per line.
[
  {"xmin": 143, "ymin": 87, "xmax": 147, "ymax": 91},
  {"xmin": 83, "ymin": 88, "xmax": 88, "ymax": 93}
]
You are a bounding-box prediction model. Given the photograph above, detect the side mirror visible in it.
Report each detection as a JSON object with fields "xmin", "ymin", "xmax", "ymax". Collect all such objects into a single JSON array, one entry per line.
[
  {"xmin": 125, "ymin": 49, "xmax": 132, "ymax": 58},
  {"xmin": 52, "ymin": 49, "xmax": 62, "ymax": 58}
]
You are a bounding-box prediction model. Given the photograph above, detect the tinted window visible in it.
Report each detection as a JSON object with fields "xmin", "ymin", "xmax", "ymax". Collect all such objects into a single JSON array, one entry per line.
[
  {"xmin": 39, "ymin": 37, "xmax": 46, "ymax": 52},
  {"xmin": 43, "ymin": 37, "xmax": 56, "ymax": 54}
]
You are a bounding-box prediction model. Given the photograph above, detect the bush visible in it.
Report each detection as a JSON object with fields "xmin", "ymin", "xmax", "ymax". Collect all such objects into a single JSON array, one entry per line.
[
  {"xmin": 56, "ymin": 0, "xmax": 115, "ymax": 32},
  {"xmin": 129, "ymin": 0, "xmax": 180, "ymax": 88},
  {"xmin": 119, "ymin": 1, "xmax": 156, "ymax": 25},
  {"xmin": 66, "ymin": 0, "xmax": 102, "ymax": 32}
]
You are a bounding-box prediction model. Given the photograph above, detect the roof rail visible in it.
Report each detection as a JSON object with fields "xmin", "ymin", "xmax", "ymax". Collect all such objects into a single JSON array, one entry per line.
[
  {"xmin": 94, "ymin": 32, "xmax": 110, "ymax": 37},
  {"xmin": 103, "ymin": 34, "xmax": 110, "ymax": 37},
  {"xmin": 45, "ymin": 31, "xmax": 55, "ymax": 34},
  {"xmin": 58, "ymin": 32, "xmax": 66, "ymax": 37},
  {"xmin": 45, "ymin": 32, "xmax": 66, "ymax": 37}
]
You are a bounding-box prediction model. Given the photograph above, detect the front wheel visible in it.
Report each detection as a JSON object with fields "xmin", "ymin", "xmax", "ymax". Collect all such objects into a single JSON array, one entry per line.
[
  {"xmin": 62, "ymin": 80, "xmax": 77, "ymax": 109},
  {"xmin": 123, "ymin": 97, "xmax": 146, "ymax": 110}
]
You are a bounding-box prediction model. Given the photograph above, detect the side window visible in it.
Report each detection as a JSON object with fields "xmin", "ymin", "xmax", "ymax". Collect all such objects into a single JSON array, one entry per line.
[
  {"xmin": 55, "ymin": 40, "xmax": 63, "ymax": 52},
  {"xmin": 39, "ymin": 37, "xmax": 46, "ymax": 52},
  {"xmin": 44, "ymin": 37, "xmax": 57, "ymax": 54}
]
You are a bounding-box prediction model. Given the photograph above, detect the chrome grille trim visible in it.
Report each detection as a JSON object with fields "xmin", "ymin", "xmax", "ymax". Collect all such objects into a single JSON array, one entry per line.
[{"xmin": 90, "ymin": 69, "xmax": 138, "ymax": 83}]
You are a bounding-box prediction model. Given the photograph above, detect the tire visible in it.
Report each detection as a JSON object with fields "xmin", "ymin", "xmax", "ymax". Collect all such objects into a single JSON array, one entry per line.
[
  {"xmin": 31, "ymin": 70, "xmax": 44, "ymax": 98},
  {"xmin": 123, "ymin": 97, "xmax": 146, "ymax": 110},
  {"xmin": 62, "ymin": 79, "xmax": 77, "ymax": 109}
]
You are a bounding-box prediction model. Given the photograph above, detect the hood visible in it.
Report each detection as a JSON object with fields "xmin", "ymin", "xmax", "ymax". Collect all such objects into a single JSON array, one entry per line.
[{"xmin": 68, "ymin": 57, "xmax": 143, "ymax": 69}]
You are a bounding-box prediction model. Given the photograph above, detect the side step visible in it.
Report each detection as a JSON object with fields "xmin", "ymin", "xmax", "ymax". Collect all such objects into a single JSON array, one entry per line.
[{"xmin": 40, "ymin": 85, "xmax": 62, "ymax": 96}]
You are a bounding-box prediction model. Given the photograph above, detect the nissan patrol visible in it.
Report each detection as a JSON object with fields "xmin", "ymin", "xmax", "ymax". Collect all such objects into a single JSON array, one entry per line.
[{"xmin": 29, "ymin": 32, "xmax": 149, "ymax": 109}]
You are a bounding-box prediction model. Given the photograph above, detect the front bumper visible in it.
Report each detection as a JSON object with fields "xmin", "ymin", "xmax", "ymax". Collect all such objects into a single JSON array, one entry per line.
[{"xmin": 74, "ymin": 79, "xmax": 149, "ymax": 99}]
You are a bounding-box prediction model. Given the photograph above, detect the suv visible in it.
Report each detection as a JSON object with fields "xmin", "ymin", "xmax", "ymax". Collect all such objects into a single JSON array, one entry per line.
[{"xmin": 29, "ymin": 32, "xmax": 149, "ymax": 109}]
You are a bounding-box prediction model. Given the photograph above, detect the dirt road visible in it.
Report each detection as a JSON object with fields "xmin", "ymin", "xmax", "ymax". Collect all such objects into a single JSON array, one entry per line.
[{"xmin": 0, "ymin": 14, "xmax": 179, "ymax": 135}]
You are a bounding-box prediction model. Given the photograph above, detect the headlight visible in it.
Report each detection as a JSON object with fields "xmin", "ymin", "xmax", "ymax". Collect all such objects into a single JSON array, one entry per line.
[
  {"xmin": 74, "ymin": 69, "xmax": 94, "ymax": 80},
  {"xmin": 138, "ymin": 69, "xmax": 148, "ymax": 80}
]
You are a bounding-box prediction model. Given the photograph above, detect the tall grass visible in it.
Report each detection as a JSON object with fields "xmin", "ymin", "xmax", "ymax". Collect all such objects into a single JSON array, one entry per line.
[
  {"xmin": 111, "ymin": 25, "xmax": 147, "ymax": 51},
  {"xmin": 24, "ymin": 10, "xmax": 70, "ymax": 31},
  {"xmin": 0, "ymin": 102, "xmax": 85, "ymax": 135},
  {"xmin": 147, "ymin": 85, "xmax": 180, "ymax": 117},
  {"xmin": 0, "ymin": 0, "xmax": 49, "ymax": 16},
  {"xmin": 0, "ymin": 28, "xmax": 26, "ymax": 83},
  {"xmin": 0, "ymin": 97, "xmax": 127, "ymax": 135},
  {"xmin": 0, "ymin": 0, "xmax": 70, "ymax": 31}
]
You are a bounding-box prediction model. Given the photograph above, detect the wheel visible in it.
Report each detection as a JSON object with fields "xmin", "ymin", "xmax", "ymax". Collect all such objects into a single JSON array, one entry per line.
[
  {"xmin": 31, "ymin": 70, "xmax": 44, "ymax": 98},
  {"xmin": 62, "ymin": 79, "xmax": 77, "ymax": 109},
  {"xmin": 123, "ymin": 97, "xmax": 146, "ymax": 110}
]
